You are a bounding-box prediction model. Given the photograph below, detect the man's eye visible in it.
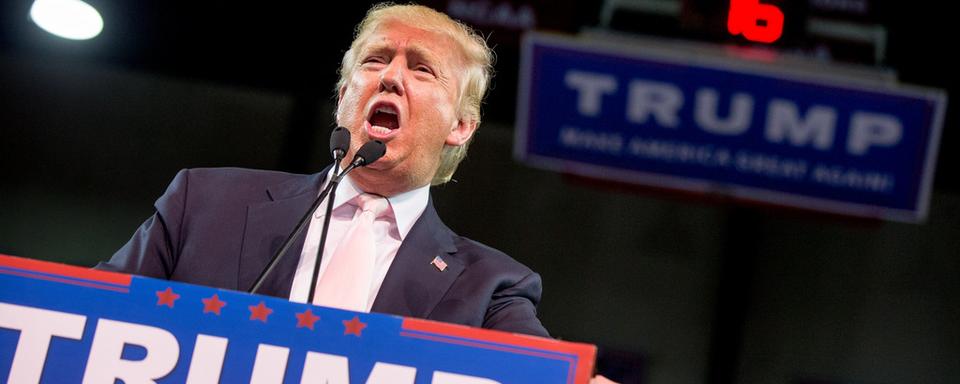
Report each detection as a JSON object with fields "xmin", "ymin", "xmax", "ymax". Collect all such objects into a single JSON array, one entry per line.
[
  {"xmin": 415, "ymin": 65, "xmax": 434, "ymax": 75},
  {"xmin": 362, "ymin": 56, "xmax": 385, "ymax": 64}
]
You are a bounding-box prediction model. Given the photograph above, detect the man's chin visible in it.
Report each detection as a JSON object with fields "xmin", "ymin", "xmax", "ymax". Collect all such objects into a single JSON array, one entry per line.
[
  {"xmin": 348, "ymin": 163, "xmax": 420, "ymax": 197},
  {"xmin": 358, "ymin": 157, "xmax": 392, "ymax": 171},
  {"xmin": 350, "ymin": 162, "xmax": 394, "ymax": 181}
]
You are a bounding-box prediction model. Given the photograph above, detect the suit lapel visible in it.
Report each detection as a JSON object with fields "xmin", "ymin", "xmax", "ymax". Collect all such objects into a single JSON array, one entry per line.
[
  {"xmin": 371, "ymin": 198, "xmax": 464, "ymax": 318},
  {"xmin": 237, "ymin": 170, "xmax": 327, "ymax": 298}
]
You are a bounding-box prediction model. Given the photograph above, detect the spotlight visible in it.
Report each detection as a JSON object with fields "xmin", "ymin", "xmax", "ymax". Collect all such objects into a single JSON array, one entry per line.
[{"xmin": 29, "ymin": 0, "xmax": 104, "ymax": 40}]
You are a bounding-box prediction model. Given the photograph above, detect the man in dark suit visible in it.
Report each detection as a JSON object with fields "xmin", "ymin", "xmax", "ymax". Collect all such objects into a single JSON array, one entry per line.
[{"xmin": 98, "ymin": 3, "xmax": 548, "ymax": 338}]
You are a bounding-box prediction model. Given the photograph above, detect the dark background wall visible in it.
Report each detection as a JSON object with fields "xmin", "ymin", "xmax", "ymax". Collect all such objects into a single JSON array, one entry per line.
[{"xmin": 1, "ymin": 1, "xmax": 957, "ymax": 383}]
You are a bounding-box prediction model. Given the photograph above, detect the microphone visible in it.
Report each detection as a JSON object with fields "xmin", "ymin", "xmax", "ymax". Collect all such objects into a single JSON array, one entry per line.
[
  {"xmin": 353, "ymin": 140, "xmax": 386, "ymax": 165},
  {"xmin": 247, "ymin": 134, "xmax": 386, "ymax": 296},
  {"xmin": 329, "ymin": 126, "xmax": 351, "ymax": 163},
  {"xmin": 336, "ymin": 140, "xmax": 386, "ymax": 179},
  {"xmin": 305, "ymin": 139, "xmax": 385, "ymax": 303}
]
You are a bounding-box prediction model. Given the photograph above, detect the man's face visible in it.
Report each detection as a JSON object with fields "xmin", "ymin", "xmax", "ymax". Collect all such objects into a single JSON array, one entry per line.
[{"xmin": 336, "ymin": 20, "xmax": 476, "ymax": 195}]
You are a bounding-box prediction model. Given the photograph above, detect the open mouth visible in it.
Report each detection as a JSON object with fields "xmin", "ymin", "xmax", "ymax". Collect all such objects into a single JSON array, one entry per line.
[{"xmin": 367, "ymin": 103, "xmax": 400, "ymax": 137}]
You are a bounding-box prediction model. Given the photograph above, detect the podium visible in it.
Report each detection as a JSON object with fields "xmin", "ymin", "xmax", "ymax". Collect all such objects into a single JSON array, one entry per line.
[{"xmin": 0, "ymin": 254, "xmax": 595, "ymax": 383}]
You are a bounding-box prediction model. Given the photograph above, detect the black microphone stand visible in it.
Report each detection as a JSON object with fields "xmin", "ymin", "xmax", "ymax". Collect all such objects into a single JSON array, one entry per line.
[
  {"xmin": 247, "ymin": 139, "xmax": 386, "ymax": 296},
  {"xmin": 247, "ymin": 170, "xmax": 342, "ymax": 295},
  {"xmin": 247, "ymin": 127, "xmax": 349, "ymax": 294},
  {"xmin": 306, "ymin": 143, "xmax": 386, "ymax": 302},
  {"xmin": 305, "ymin": 169, "xmax": 342, "ymax": 303}
]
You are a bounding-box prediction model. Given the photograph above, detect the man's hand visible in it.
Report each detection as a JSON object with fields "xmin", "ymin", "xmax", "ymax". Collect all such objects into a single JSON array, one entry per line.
[{"xmin": 591, "ymin": 374, "xmax": 618, "ymax": 384}]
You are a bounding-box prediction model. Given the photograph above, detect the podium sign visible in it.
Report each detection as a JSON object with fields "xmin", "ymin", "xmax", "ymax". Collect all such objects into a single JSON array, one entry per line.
[{"xmin": 0, "ymin": 254, "xmax": 595, "ymax": 383}]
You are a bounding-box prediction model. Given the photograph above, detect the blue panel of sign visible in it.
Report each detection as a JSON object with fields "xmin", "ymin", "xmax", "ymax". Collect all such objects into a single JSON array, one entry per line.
[
  {"xmin": 0, "ymin": 255, "xmax": 594, "ymax": 383},
  {"xmin": 515, "ymin": 33, "xmax": 947, "ymax": 222}
]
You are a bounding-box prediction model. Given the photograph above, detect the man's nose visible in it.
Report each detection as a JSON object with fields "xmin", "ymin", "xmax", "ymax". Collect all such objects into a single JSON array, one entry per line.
[{"xmin": 378, "ymin": 59, "xmax": 405, "ymax": 95}]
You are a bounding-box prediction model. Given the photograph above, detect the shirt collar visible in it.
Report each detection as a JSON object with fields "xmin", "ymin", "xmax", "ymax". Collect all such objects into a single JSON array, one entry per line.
[{"xmin": 321, "ymin": 167, "xmax": 430, "ymax": 241}]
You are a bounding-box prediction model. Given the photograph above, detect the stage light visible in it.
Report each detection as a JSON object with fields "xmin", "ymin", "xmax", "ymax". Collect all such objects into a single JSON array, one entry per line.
[{"xmin": 29, "ymin": 0, "xmax": 104, "ymax": 40}]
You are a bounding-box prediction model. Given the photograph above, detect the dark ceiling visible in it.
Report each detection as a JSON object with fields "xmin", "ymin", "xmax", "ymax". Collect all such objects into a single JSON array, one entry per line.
[
  {"xmin": 1, "ymin": 0, "xmax": 956, "ymax": 189},
  {"xmin": 1, "ymin": 1, "xmax": 373, "ymax": 91}
]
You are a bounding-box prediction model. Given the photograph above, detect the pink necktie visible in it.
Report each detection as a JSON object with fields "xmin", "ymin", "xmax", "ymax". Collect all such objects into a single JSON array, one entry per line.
[{"xmin": 312, "ymin": 193, "xmax": 391, "ymax": 311}]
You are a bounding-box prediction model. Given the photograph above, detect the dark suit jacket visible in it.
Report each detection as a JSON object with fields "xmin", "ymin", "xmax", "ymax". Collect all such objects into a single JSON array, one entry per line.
[{"xmin": 98, "ymin": 167, "xmax": 549, "ymax": 337}]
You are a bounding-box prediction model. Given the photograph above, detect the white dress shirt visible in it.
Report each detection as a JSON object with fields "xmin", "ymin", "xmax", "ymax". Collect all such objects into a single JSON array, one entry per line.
[{"xmin": 288, "ymin": 168, "xmax": 430, "ymax": 311}]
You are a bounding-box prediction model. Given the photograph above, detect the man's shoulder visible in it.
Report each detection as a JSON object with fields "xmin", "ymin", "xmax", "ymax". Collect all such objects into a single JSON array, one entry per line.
[
  {"xmin": 449, "ymin": 235, "xmax": 535, "ymax": 276},
  {"xmin": 176, "ymin": 167, "xmax": 312, "ymax": 185},
  {"xmin": 170, "ymin": 167, "xmax": 318, "ymax": 193},
  {"xmin": 420, "ymin": 206, "xmax": 536, "ymax": 277},
  {"xmin": 158, "ymin": 167, "xmax": 325, "ymax": 208}
]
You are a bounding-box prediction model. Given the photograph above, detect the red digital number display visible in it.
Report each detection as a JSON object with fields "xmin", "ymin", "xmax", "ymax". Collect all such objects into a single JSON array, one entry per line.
[{"xmin": 727, "ymin": 0, "xmax": 785, "ymax": 43}]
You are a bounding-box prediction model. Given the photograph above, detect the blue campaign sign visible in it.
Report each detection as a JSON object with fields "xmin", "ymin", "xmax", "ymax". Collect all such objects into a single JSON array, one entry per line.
[
  {"xmin": 515, "ymin": 33, "xmax": 947, "ymax": 222},
  {"xmin": 0, "ymin": 255, "xmax": 595, "ymax": 383}
]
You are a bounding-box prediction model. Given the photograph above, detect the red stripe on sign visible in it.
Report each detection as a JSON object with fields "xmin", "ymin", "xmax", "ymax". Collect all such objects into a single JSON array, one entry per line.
[
  {"xmin": 401, "ymin": 317, "xmax": 596, "ymax": 384},
  {"xmin": 0, "ymin": 254, "xmax": 132, "ymax": 286},
  {"xmin": 399, "ymin": 330, "xmax": 578, "ymax": 384},
  {"xmin": 0, "ymin": 269, "xmax": 130, "ymax": 293}
]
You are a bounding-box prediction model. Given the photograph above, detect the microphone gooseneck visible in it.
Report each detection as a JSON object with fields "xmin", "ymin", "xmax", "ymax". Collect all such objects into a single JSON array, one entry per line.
[
  {"xmin": 306, "ymin": 139, "xmax": 386, "ymax": 303},
  {"xmin": 333, "ymin": 140, "xmax": 387, "ymax": 183},
  {"xmin": 247, "ymin": 135, "xmax": 387, "ymax": 296}
]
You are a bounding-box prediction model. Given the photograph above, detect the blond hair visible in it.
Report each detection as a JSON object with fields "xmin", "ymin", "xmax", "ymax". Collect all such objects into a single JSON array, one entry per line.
[{"xmin": 336, "ymin": 3, "xmax": 494, "ymax": 185}]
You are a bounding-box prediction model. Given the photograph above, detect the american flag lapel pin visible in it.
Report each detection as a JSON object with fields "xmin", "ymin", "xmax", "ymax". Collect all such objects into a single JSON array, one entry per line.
[{"xmin": 431, "ymin": 256, "xmax": 448, "ymax": 272}]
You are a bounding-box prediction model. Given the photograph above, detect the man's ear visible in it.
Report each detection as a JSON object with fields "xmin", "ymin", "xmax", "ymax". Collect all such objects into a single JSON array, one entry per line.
[
  {"xmin": 335, "ymin": 84, "xmax": 347, "ymax": 122},
  {"xmin": 445, "ymin": 118, "xmax": 478, "ymax": 146}
]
